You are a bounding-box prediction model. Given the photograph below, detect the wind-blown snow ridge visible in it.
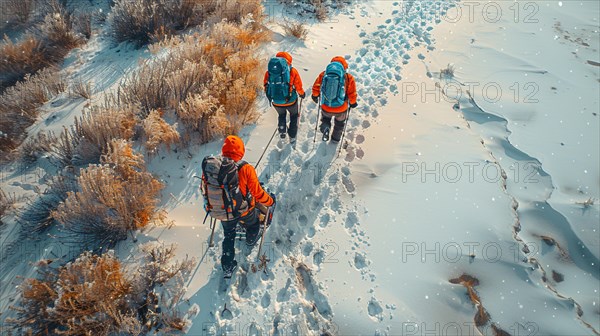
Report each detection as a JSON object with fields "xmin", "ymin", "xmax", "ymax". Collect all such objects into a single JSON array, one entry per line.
[{"xmin": 442, "ymin": 82, "xmax": 600, "ymax": 335}]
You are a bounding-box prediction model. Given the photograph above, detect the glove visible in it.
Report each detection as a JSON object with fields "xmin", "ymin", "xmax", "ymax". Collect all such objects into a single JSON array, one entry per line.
[
  {"xmin": 269, "ymin": 192, "xmax": 276, "ymax": 206},
  {"xmin": 350, "ymin": 102, "xmax": 358, "ymax": 109},
  {"xmin": 312, "ymin": 95, "xmax": 319, "ymax": 104},
  {"xmin": 299, "ymin": 92, "xmax": 306, "ymax": 99}
]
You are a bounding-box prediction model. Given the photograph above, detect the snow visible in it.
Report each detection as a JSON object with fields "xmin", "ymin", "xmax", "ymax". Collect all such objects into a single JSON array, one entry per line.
[{"xmin": 1, "ymin": 0, "xmax": 599, "ymax": 335}]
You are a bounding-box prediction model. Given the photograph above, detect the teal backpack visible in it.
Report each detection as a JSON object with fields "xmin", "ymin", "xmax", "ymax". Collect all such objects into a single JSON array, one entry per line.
[
  {"xmin": 320, "ymin": 62, "xmax": 347, "ymax": 108},
  {"xmin": 267, "ymin": 57, "xmax": 296, "ymax": 105}
]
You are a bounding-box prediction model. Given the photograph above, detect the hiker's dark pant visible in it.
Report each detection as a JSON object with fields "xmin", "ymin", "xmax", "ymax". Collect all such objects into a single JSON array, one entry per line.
[
  {"xmin": 274, "ymin": 101, "xmax": 299, "ymax": 138},
  {"xmin": 320, "ymin": 110, "xmax": 348, "ymax": 141},
  {"xmin": 220, "ymin": 208, "xmax": 260, "ymax": 270}
]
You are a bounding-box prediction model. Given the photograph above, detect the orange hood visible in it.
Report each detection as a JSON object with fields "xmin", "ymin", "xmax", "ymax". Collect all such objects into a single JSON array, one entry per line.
[
  {"xmin": 222, "ymin": 135, "xmax": 245, "ymax": 162},
  {"xmin": 331, "ymin": 56, "xmax": 348, "ymax": 69},
  {"xmin": 276, "ymin": 51, "xmax": 293, "ymax": 65}
]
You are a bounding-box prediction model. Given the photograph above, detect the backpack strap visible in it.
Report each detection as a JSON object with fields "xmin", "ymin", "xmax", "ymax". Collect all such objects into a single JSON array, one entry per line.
[{"xmin": 235, "ymin": 160, "xmax": 252, "ymax": 202}]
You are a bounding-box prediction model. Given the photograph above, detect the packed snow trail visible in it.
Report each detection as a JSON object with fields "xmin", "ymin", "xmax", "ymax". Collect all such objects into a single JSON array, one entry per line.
[{"xmin": 182, "ymin": 0, "xmax": 456, "ymax": 333}]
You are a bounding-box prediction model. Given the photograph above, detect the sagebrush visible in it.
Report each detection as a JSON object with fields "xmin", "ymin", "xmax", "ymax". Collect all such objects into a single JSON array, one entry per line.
[
  {"xmin": 53, "ymin": 140, "xmax": 165, "ymax": 248},
  {"xmin": 11, "ymin": 246, "xmax": 195, "ymax": 335},
  {"xmin": 0, "ymin": 67, "xmax": 65, "ymax": 154}
]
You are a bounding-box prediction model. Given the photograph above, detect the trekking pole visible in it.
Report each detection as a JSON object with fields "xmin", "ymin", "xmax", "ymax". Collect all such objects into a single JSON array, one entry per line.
[
  {"xmin": 336, "ymin": 106, "xmax": 352, "ymax": 158},
  {"xmin": 255, "ymin": 127, "xmax": 278, "ymax": 170},
  {"xmin": 312, "ymin": 97, "xmax": 321, "ymax": 145},
  {"xmin": 208, "ymin": 218, "xmax": 217, "ymax": 247}
]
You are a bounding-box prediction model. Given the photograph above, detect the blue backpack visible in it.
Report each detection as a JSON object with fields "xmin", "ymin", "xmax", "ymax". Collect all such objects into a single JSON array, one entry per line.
[
  {"xmin": 267, "ymin": 57, "xmax": 296, "ymax": 105},
  {"xmin": 320, "ymin": 62, "xmax": 347, "ymax": 108}
]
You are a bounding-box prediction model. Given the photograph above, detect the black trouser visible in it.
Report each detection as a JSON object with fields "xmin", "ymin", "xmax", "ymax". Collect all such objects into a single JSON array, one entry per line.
[
  {"xmin": 274, "ymin": 101, "xmax": 300, "ymax": 138},
  {"xmin": 319, "ymin": 110, "xmax": 347, "ymax": 142},
  {"xmin": 220, "ymin": 208, "xmax": 260, "ymax": 270}
]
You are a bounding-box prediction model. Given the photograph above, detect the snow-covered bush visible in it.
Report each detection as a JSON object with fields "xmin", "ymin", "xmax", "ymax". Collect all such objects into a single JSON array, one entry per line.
[
  {"xmin": 0, "ymin": 67, "xmax": 65, "ymax": 154},
  {"xmin": 0, "ymin": 1, "xmax": 84, "ymax": 91},
  {"xmin": 142, "ymin": 109, "xmax": 180, "ymax": 154},
  {"xmin": 120, "ymin": 20, "xmax": 267, "ymax": 143},
  {"xmin": 53, "ymin": 140, "xmax": 165, "ymax": 248},
  {"xmin": 0, "ymin": 35, "xmax": 48, "ymax": 91},
  {"xmin": 10, "ymin": 246, "xmax": 195, "ymax": 335},
  {"xmin": 50, "ymin": 104, "xmax": 138, "ymax": 168},
  {"xmin": 17, "ymin": 173, "xmax": 77, "ymax": 233},
  {"xmin": 10, "ymin": 251, "xmax": 141, "ymax": 335},
  {"xmin": 281, "ymin": 21, "xmax": 309, "ymax": 40},
  {"xmin": 177, "ymin": 21, "xmax": 267, "ymax": 141},
  {"xmin": 109, "ymin": 0, "xmax": 218, "ymax": 46}
]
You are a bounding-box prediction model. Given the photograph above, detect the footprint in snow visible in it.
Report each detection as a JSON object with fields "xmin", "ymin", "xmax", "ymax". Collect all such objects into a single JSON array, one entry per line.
[
  {"xmin": 261, "ymin": 292, "xmax": 271, "ymax": 308},
  {"xmin": 368, "ymin": 298, "xmax": 384, "ymax": 321}
]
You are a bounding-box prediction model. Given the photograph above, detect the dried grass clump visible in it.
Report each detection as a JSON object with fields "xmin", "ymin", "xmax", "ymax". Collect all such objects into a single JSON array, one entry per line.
[
  {"xmin": 10, "ymin": 252, "xmax": 141, "ymax": 335},
  {"xmin": 109, "ymin": 0, "xmax": 219, "ymax": 46},
  {"xmin": 18, "ymin": 131, "xmax": 55, "ymax": 164},
  {"xmin": 69, "ymin": 77, "xmax": 92, "ymax": 99},
  {"xmin": 2, "ymin": 0, "xmax": 35, "ymax": 26},
  {"xmin": 142, "ymin": 109, "xmax": 180, "ymax": 154},
  {"xmin": 11, "ymin": 246, "xmax": 195, "ymax": 334},
  {"xmin": 0, "ymin": 35, "xmax": 48, "ymax": 91},
  {"xmin": 175, "ymin": 21, "xmax": 267, "ymax": 141},
  {"xmin": 312, "ymin": 0, "xmax": 328, "ymax": 21},
  {"xmin": 130, "ymin": 243, "xmax": 195, "ymax": 331},
  {"xmin": 281, "ymin": 21, "xmax": 309, "ymax": 40},
  {"xmin": 120, "ymin": 20, "xmax": 267, "ymax": 143},
  {"xmin": 53, "ymin": 140, "xmax": 165, "ymax": 248},
  {"xmin": 51, "ymin": 105, "xmax": 138, "ymax": 168},
  {"xmin": 17, "ymin": 173, "xmax": 77, "ymax": 233},
  {"xmin": 0, "ymin": 2, "xmax": 84, "ymax": 91},
  {"xmin": 0, "ymin": 189, "xmax": 14, "ymax": 219},
  {"xmin": 0, "ymin": 67, "xmax": 65, "ymax": 153}
]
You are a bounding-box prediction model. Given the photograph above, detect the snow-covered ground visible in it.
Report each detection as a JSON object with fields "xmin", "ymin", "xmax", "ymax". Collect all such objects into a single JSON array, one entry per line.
[{"xmin": 1, "ymin": 0, "xmax": 598, "ymax": 335}]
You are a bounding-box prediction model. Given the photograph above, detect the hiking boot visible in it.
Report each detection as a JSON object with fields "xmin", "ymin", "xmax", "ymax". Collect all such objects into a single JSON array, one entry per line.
[
  {"xmin": 223, "ymin": 260, "xmax": 238, "ymax": 279},
  {"xmin": 289, "ymin": 137, "xmax": 297, "ymax": 145},
  {"xmin": 331, "ymin": 119, "xmax": 345, "ymax": 143},
  {"xmin": 278, "ymin": 125, "xmax": 286, "ymax": 139},
  {"xmin": 321, "ymin": 127, "xmax": 330, "ymax": 141},
  {"xmin": 245, "ymin": 226, "xmax": 263, "ymax": 247}
]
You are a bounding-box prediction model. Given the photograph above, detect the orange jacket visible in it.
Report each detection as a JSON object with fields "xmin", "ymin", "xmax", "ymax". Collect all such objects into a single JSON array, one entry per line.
[
  {"xmin": 264, "ymin": 51, "xmax": 305, "ymax": 107},
  {"xmin": 222, "ymin": 136, "xmax": 274, "ymax": 209},
  {"xmin": 312, "ymin": 56, "xmax": 357, "ymax": 113}
]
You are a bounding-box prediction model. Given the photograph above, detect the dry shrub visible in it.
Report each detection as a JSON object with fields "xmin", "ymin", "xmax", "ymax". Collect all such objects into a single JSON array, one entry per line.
[
  {"xmin": 312, "ymin": 0, "xmax": 328, "ymax": 21},
  {"xmin": 0, "ymin": 35, "xmax": 48, "ymax": 91},
  {"xmin": 120, "ymin": 20, "xmax": 267, "ymax": 143},
  {"xmin": 142, "ymin": 109, "xmax": 180, "ymax": 154},
  {"xmin": 175, "ymin": 21, "xmax": 267, "ymax": 141},
  {"xmin": 17, "ymin": 173, "xmax": 77, "ymax": 233},
  {"xmin": 0, "ymin": 67, "xmax": 65, "ymax": 153},
  {"xmin": 53, "ymin": 140, "xmax": 165, "ymax": 248},
  {"xmin": 74, "ymin": 11, "xmax": 92, "ymax": 39},
  {"xmin": 69, "ymin": 76, "xmax": 92, "ymax": 99},
  {"xmin": 281, "ymin": 21, "xmax": 308, "ymax": 40},
  {"xmin": 11, "ymin": 246, "xmax": 194, "ymax": 335},
  {"xmin": 18, "ymin": 131, "xmax": 54, "ymax": 163},
  {"xmin": 118, "ymin": 54, "xmax": 205, "ymax": 115},
  {"xmin": 1, "ymin": 2, "xmax": 84, "ymax": 91},
  {"xmin": 50, "ymin": 105, "xmax": 138, "ymax": 167},
  {"xmin": 109, "ymin": 0, "xmax": 219, "ymax": 46},
  {"xmin": 2, "ymin": 0, "xmax": 35, "ymax": 26},
  {"xmin": 130, "ymin": 243, "xmax": 195, "ymax": 331},
  {"xmin": 10, "ymin": 252, "xmax": 141, "ymax": 335},
  {"xmin": 215, "ymin": 0, "xmax": 263, "ymax": 26},
  {"xmin": 0, "ymin": 189, "xmax": 14, "ymax": 219}
]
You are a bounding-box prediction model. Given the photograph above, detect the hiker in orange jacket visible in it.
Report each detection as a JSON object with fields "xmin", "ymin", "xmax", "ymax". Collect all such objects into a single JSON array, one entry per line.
[
  {"xmin": 220, "ymin": 135, "xmax": 275, "ymax": 275},
  {"xmin": 311, "ymin": 56, "xmax": 358, "ymax": 143},
  {"xmin": 264, "ymin": 52, "xmax": 305, "ymax": 143}
]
